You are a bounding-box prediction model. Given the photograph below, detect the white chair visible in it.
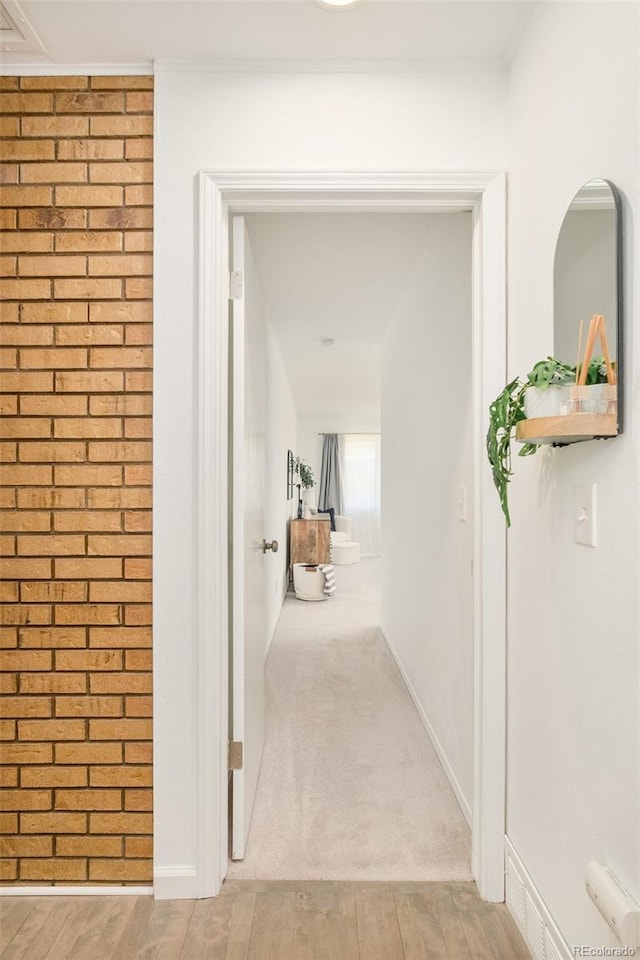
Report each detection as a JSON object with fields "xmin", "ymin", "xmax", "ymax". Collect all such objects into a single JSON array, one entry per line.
[{"xmin": 331, "ymin": 515, "xmax": 360, "ymax": 564}]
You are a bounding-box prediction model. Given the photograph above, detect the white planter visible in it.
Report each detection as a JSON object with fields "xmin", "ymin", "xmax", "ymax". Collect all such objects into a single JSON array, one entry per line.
[{"xmin": 523, "ymin": 385, "xmax": 570, "ymax": 419}]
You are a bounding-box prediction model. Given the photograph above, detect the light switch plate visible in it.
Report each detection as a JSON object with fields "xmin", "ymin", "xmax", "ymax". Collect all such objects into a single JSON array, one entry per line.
[{"xmin": 574, "ymin": 483, "xmax": 597, "ymax": 547}]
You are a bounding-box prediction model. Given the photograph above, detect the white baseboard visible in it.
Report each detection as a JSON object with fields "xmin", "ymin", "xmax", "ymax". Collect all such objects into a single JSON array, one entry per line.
[
  {"xmin": 0, "ymin": 886, "xmax": 153, "ymax": 897},
  {"xmin": 505, "ymin": 836, "xmax": 572, "ymax": 960},
  {"xmin": 380, "ymin": 627, "xmax": 473, "ymax": 828},
  {"xmin": 153, "ymin": 865, "xmax": 198, "ymax": 900}
]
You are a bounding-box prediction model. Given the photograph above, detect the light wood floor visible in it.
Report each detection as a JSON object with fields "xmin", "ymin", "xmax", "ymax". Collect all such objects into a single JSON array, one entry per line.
[{"xmin": 0, "ymin": 880, "xmax": 530, "ymax": 960}]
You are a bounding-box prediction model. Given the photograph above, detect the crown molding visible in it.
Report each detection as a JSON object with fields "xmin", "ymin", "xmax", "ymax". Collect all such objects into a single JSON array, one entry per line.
[
  {"xmin": 0, "ymin": 62, "xmax": 153, "ymax": 76},
  {"xmin": 154, "ymin": 57, "xmax": 506, "ymax": 75}
]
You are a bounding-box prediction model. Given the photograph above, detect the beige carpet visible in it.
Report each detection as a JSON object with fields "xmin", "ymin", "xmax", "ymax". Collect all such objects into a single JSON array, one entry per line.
[{"xmin": 227, "ymin": 558, "xmax": 472, "ymax": 881}]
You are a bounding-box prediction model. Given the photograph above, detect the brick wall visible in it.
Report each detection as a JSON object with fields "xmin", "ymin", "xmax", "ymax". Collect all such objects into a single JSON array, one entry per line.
[{"xmin": 0, "ymin": 76, "xmax": 153, "ymax": 885}]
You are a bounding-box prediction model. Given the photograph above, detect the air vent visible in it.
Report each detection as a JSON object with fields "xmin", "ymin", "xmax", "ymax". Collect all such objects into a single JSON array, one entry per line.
[{"xmin": 0, "ymin": 0, "xmax": 46, "ymax": 55}]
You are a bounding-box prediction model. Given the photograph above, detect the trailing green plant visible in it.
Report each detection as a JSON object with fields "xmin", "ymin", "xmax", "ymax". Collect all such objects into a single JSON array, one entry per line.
[
  {"xmin": 486, "ymin": 355, "xmax": 610, "ymax": 526},
  {"xmin": 294, "ymin": 457, "xmax": 314, "ymax": 489}
]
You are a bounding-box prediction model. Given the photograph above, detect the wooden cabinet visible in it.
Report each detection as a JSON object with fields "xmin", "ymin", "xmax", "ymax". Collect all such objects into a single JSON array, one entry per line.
[{"xmin": 289, "ymin": 518, "xmax": 331, "ymax": 568}]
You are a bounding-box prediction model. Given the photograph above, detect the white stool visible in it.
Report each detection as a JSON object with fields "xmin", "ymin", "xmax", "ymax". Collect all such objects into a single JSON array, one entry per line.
[
  {"xmin": 331, "ymin": 540, "xmax": 360, "ymax": 565},
  {"xmin": 293, "ymin": 563, "xmax": 327, "ymax": 601}
]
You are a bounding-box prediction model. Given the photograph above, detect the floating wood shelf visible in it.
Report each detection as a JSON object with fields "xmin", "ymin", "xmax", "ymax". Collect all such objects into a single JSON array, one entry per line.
[{"xmin": 515, "ymin": 414, "xmax": 618, "ymax": 446}]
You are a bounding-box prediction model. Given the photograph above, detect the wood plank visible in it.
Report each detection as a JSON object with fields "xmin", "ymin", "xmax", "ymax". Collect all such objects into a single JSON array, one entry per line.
[
  {"xmin": 247, "ymin": 891, "xmax": 295, "ymax": 960},
  {"xmin": 450, "ymin": 886, "xmax": 495, "ymax": 960},
  {"xmin": 177, "ymin": 889, "xmax": 235, "ymax": 960},
  {"xmin": 111, "ymin": 896, "xmax": 156, "ymax": 959},
  {"xmin": 65, "ymin": 895, "xmax": 138, "ymax": 960},
  {"xmin": 224, "ymin": 891, "xmax": 258, "ymax": 960},
  {"xmin": 293, "ymin": 889, "xmax": 358, "ymax": 960},
  {"xmin": 395, "ymin": 892, "xmax": 448, "ymax": 960},
  {"xmin": 422, "ymin": 886, "xmax": 472, "ymax": 960},
  {"xmin": 133, "ymin": 898, "xmax": 196, "ymax": 959},
  {"xmin": 493, "ymin": 904, "xmax": 531, "ymax": 959},
  {"xmin": 41, "ymin": 898, "xmax": 104, "ymax": 960},
  {"xmin": 354, "ymin": 892, "xmax": 404, "ymax": 960},
  {"xmin": 0, "ymin": 899, "xmax": 36, "ymax": 954}
]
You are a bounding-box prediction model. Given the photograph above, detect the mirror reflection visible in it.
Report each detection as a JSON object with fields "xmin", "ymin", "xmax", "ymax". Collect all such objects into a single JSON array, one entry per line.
[{"xmin": 553, "ymin": 178, "xmax": 620, "ymax": 390}]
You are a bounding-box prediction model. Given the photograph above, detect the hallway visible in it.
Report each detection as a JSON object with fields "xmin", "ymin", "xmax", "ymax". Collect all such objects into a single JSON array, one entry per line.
[{"xmin": 227, "ymin": 560, "xmax": 472, "ymax": 881}]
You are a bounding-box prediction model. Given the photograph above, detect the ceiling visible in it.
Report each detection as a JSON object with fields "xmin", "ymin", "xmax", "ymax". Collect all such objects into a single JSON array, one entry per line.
[
  {"xmin": 246, "ymin": 212, "xmax": 464, "ymax": 417},
  {"xmin": 3, "ymin": 1, "xmax": 535, "ymax": 66}
]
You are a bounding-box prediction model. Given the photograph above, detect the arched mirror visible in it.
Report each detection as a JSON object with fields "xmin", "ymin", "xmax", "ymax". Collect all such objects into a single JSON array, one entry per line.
[{"xmin": 553, "ymin": 178, "xmax": 623, "ymax": 435}]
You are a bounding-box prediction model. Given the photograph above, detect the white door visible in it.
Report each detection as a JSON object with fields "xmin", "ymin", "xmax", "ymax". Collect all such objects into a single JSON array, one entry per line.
[{"xmin": 231, "ymin": 216, "xmax": 268, "ymax": 860}]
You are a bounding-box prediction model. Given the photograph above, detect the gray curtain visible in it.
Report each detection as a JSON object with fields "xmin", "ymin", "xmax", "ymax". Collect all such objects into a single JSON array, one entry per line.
[{"xmin": 318, "ymin": 434, "xmax": 343, "ymax": 514}]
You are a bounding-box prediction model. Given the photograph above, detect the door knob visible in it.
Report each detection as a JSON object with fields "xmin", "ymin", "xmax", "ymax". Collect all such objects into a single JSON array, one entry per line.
[{"xmin": 262, "ymin": 539, "xmax": 279, "ymax": 554}]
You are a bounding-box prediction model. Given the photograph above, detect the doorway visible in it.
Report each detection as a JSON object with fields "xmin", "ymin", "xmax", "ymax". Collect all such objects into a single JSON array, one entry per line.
[{"xmin": 155, "ymin": 170, "xmax": 507, "ymax": 901}]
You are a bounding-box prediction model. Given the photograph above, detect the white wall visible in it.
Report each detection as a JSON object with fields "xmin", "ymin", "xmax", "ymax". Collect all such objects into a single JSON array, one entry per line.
[
  {"xmin": 381, "ymin": 213, "xmax": 474, "ymax": 819},
  {"xmin": 153, "ymin": 66, "xmax": 507, "ymax": 886},
  {"xmin": 506, "ymin": 2, "xmax": 639, "ymax": 949},
  {"xmin": 265, "ymin": 317, "xmax": 298, "ymax": 644}
]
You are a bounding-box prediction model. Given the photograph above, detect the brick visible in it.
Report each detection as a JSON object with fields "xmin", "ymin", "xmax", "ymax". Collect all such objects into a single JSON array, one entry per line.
[
  {"xmin": 0, "ymin": 166, "xmax": 19, "ymax": 186},
  {"xmin": 0, "ymin": 535, "xmax": 16, "ymax": 557},
  {"xmin": 21, "ymin": 395, "xmax": 87, "ymax": 415},
  {"xmin": 21, "ymin": 767, "xmax": 87, "ymax": 788},
  {"xmin": 19, "ymin": 208, "xmax": 87, "ymax": 230},
  {"xmin": 56, "ymin": 742, "xmax": 121, "ymax": 764},
  {"xmin": 0, "ymin": 437, "xmax": 17, "ymax": 457},
  {"xmin": 0, "ymin": 860, "xmax": 17, "ymax": 880},
  {"xmin": 0, "ymin": 77, "xmax": 18, "ymax": 89},
  {"xmin": 19, "ymin": 257, "xmax": 87, "ymax": 278},
  {"xmin": 1, "ymin": 649, "xmax": 53, "ymax": 673},
  {"xmin": 89, "ymin": 301, "xmax": 151, "ymax": 324},
  {"xmin": 54, "ymin": 370, "xmax": 123, "ymax": 392},
  {"xmin": 0, "ymin": 466, "xmax": 52, "ymax": 488},
  {"xmin": 1, "ymin": 234, "xmax": 54, "ymax": 255},
  {"xmin": 55, "ymin": 326, "xmax": 123, "ymax": 347},
  {"xmin": 58, "ymin": 139, "xmax": 124, "ymax": 161},
  {"xmin": 0, "ymin": 373, "xmax": 53, "ymax": 394},
  {"xmin": 0, "ymin": 93, "xmax": 53, "ymax": 113},
  {"xmin": 0, "ymin": 140, "xmax": 55, "ymax": 161},
  {"xmin": 88, "ymin": 255, "xmax": 152, "ymax": 278},
  {"xmin": 53, "ymin": 278, "xmax": 122, "ymax": 300},
  {"xmin": 0, "ymin": 767, "xmax": 18, "ymax": 787},
  {"xmin": 0, "ymin": 256, "xmax": 17, "ymax": 276},
  {"xmin": 55, "ymin": 92, "xmax": 123, "ymax": 113},
  {"xmin": 89, "ymin": 394, "xmax": 151, "ymax": 416},
  {"xmin": 124, "ymin": 836, "xmax": 152, "ymax": 858},
  {"xmin": 88, "ymin": 440, "xmax": 151, "ymax": 462},
  {"xmin": 0, "ymin": 836, "xmax": 53, "ymax": 858},
  {"xmin": 1, "ymin": 606, "xmax": 51, "ymax": 626},
  {"xmin": 124, "ymin": 789, "xmax": 152, "ymax": 811},
  {"xmin": 54, "ymin": 464, "xmax": 122, "ymax": 487},
  {"xmin": 124, "ymin": 650, "xmax": 151, "ymax": 671},
  {"xmin": 0, "ymin": 511, "xmax": 50, "ymax": 532},
  {"xmin": 55, "ymin": 185, "xmax": 122, "ymax": 207},
  {"xmin": 54, "ymin": 418, "xmax": 121, "ymax": 439},
  {"xmin": 90, "ymin": 116, "xmax": 153, "ymax": 137},
  {"xmin": 125, "ymin": 696, "xmax": 152, "ymax": 718},
  {"xmin": 0, "ymin": 279, "xmax": 51, "ymax": 301},
  {"xmin": 89, "ymin": 812, "xmax": 151, "ymax": 834},
  {"xmin": 0, "ymin": 697, "xmax": 51, "ymax": 718},
  {"xmin": 53, "ymin": 511, "xmax": 122, "ymax": 532},
  {"xmin": 17, "ymin": 534, "xmax": 85, "ymax": 555},
  {"xmin": 1, "ymin": 323, "xmax": 53, "ymax": 344},
  {"xmin": 124, "ymin": 606, "xmax": 151, "ymax": 627},
  {"xmin": 19, "ymin": 627, "xmax": 86, "ymax": 649},
  {"xmin": 123, "ymin": 558, "xmax": 151, "ymax": 579},
  {"xmin": 0, "ymin": 790, "xmax": 51, "ymax": 810},
  {"xmin": 55, "ymin": 649, "xmax": 122, "ymax": 672},
  {"xmin": 17, "ymin": 488, "xmax": 86, "ymax": 508},
  {"xmin": 0, "ymin": 209, "xmax": 17, "ymax": 230},
  {"xmin": 0, "ymin": 813, "xmax": 18, "ymax": 832},
  {"xmin": 21, "ymin": 302, "xmax": 87, "ymax": 324},
  {"xmin": 89, "ymin": 858, "xmax": 151, "ymax": 882},
  {"xmin": 55, "ymin": 789, "xmax": 121, "ymax": 810},
  {"xmin": 18, "ymin": 441, "xmax": 86, "ymax": 461},
  {"xmin": 88, "ymin": 535, "xmax": 150, "ymax": 557},
  {"xmin": 20, "ymin": 673, "xmax": 86, "ymax": 694},
  {"xmin": 20, "ymin": 77, "xmax": 88, "ymax": 90},
  {"xmin": 0, "ymin": 583, "xmax": 18, "ymax": 602},
  {"xmin": 0, "ymin": 396, "xmax": 18, "ymax": 416},
  {"xmin": 89, "ymin": 582, "xmax": 151, "ymax": 603},
  {"xmin": 124, "ymin": 185, "xmax": 152, "ymax": 207},
  {"xmin": 22, "ymin": 116, "xmax": 89, "ymax": 138},
  {"xmin": 126, "ymin": 92, "xmax": 153, "ymax": 113},
  {"xmin": 57, "ymin": 835, "xmax": 121, "ymax": 857},
  {"xmin": 55, "ymin": 696, "xmax": 122, "ymax": 718},
  {"xmin": 91, "ymin": 346, "xmax": 152, "ymax": 369},
  {"xmin": 124, "ymin": 741, "xmax": 151, "ymax": 764},
  {"xmin": 88, "ymin": 489, "xmax": 151, "ymax": 510},
  {"xmin": 0, "ymin": 185, "xmax": 53, "ymax": 207},
  {"xmin": 90, "ymin": 673, "xmax": 151, "ymax": 694},
  {"xmin": 18, "ymin": 719, "xmax": 86, "ymax": 740},
  {"xmin": 124, "ymin": 232, "xmax": 152, "ymax": 253},
  {"xmin": 125, "ymin": 139, "xmax": 153, "ymax": 160},
  {"xmin": 91, "ymin": 77, "xmax": 153, "ymax": 90},
  {"xmin": 89, "ymin": 162, "xmax": 152, "ymax": 184},
  {"xmin": 55, "ymin": 231, "xmax": 122, "ymax": 253},
  {"xmin": 0, "ymin": 560, "xmax": 51, "ymax": 582},
  {"xmin": 88, "ymin": 207, "xmax": 152, "ymax": 231},
  {"xmin": 20, "ymin": 858, "xmax": 86, "ymax": 880},
  {"xmin": 54, "ymin": 605, "xmax": 121, "ymax": 625},
  {"xmin": 20, "ymin": 163, "xmax": 87, "ymax": 184},
  {"xmin": 0, "ymin": 743, "xmax": 52, "ymax": 764},
  {"xmin": 21, "ymin": 582, "xmax": 86, "ymax": 602},
  {"xmin": 0, "ymin": 719, "xmax": 16, "ymax": 739},
  {"xmin": 20, "ymin": 812, "xmax": 86, "ymax": 833},
  {"xmin": 0, "ymin": 117, "xmax": 19, "ymax": 137},
  {"xmin": 89, "ymin": 718, "xmax": 151, "ymax": 740},
  {"xmin": 90, "ymin": 765, "xmax": 151, "ymax": 787},
  {"xmin": 55, "ymin": 557, "xmax": 122, "ymax": 579},
  {"xmin": 124, "ymin": 372, "xmax": 152, "ymax": 393}
]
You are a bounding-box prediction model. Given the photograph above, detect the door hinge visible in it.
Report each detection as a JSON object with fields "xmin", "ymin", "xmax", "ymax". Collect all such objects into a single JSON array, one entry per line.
[
  {"xmin": 229, "ymin": 271, "xmax": 244, "ymax": 300},
  {"xmin": 228, "ymin": 740, "xmax": 243, "ymax": 770}
]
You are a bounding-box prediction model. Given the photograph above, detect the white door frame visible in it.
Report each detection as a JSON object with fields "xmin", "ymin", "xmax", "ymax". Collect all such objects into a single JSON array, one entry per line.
[{"xmin": 184, "ymin": 169, "xmax": 506, "ymax": 901}]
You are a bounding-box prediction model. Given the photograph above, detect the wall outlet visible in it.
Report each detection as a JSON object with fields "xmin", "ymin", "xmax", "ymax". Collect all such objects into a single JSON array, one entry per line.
[{"xmin": 574, "ymin": 483, "xmax": 597, "ymax": 547}]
